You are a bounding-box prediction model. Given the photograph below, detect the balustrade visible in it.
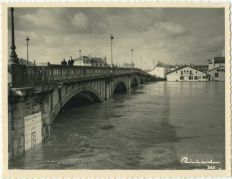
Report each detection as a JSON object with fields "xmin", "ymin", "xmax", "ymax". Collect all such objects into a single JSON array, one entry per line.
[{"xmin": 9, "ymin": 64, "xmax": 146, "ymax": 88}]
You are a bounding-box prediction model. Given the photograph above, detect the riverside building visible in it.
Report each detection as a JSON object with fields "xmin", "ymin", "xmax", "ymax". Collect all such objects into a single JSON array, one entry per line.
[{"xmin": 166, "ymin": 65, "xmax": 208, "ymax": 81}]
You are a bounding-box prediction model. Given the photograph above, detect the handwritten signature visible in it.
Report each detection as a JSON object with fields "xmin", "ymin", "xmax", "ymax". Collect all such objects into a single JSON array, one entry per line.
[{"xmin": 181, "ymin": 156, "xmax": 220, "ymax": 165}]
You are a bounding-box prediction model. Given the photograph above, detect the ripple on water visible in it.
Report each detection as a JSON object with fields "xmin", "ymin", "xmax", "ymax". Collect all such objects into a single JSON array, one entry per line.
[{"xmin": 9, "ymin": 82, "xmax": 225, "ymax": 169}]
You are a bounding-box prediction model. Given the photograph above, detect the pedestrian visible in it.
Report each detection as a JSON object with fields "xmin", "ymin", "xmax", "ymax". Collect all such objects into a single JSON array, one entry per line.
[
  {"xmin": 68, "ymin": 59, "xmax": 71, "ymax": 66},
  {"xmin": 62, "ymin": 59, "xmax": 67, "ymax": 66},
  {"xmin": 70, "ymin": 56, "xmax": 74, "ymax": 66},
  {"xmin": 64, "ymin": 59, "xmax": 67, "ymax": 66}
]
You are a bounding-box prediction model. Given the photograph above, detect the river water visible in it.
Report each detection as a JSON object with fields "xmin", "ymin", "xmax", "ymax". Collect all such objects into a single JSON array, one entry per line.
[{"xmin": 10, "ymin": 81, "xmax": 225, "ymax": 169}]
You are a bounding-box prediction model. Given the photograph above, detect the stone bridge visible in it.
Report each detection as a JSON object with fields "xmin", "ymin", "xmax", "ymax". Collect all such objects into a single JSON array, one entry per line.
[{"xmin": 8, "ymin": 64, "xmax": 154, "ymax": 158}]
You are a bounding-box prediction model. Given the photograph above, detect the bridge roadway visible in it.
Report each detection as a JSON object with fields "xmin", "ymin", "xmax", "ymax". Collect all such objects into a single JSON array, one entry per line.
[{"xmin": 8, "ymin": 64, "xmax": 154, "ymax": 159}]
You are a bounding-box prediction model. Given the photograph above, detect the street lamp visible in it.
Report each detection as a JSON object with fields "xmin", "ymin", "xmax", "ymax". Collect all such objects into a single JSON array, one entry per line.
[
  {"xmin": 9, "ymin": 7, "xmax": 18, "ymax": 64},
  {"xmin": 79, "ymin": 49, "xmax": 82, "ymax": 66},
  {"xmin": 131, "ymin": 49, "xmax": 134, "ymax": 68},
  {"xmin": 110, "ymin": 34, "xmax": 114, "ymax": 67},
  {"xmin": 140, "ymin": 56, "xmax": 142, "ymax": 70},
  {"xmin": 25, "ymin": 36, "xmax": 30, "ymax": 65}
]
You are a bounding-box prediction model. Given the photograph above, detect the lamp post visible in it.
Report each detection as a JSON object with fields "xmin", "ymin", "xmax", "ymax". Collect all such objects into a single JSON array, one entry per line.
[
  {"xmin": 110, "ymin": 34, "xmax": 114, "ymax": 67},
  {"xmin": 140, "ymin": 57, "xmax": 142, "ymax": 70},
  {"xmin": 25, "ymin": 36, "xmax": 30, "ymax": 65},
  {"xmin": 131, "ymin": 49, "xmax": 134, "ymax": 68},
  {"xmin": 79, "ymin": 49, "xmax": 82, "ymax": 66},
  {"xmin": 9, "ymin": 7, "xmax": 18, "ymax": 64}
]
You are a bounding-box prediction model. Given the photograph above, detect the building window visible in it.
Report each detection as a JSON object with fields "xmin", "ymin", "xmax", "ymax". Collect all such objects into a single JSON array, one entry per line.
[
  {"xmin": 180, "ymin": 76, "xmax": 184, "ymax": 80},
  {"xmin": 215, "ymin": 73, "xmax": 219, "ymax": 77},
  {"xmin": 195, "ymin": 71, "xmax": 197, "ymax": 73},
  {"xmin": 194, "ymin": 76, "xmax": 198, "ymax": 80},
  {"xmin": 202, "ymin": 76, "xmax": 206, "ymax": 79},
  {"xmin": 189, "ymin": 76, "xmax": 193, "ymax": 80}
]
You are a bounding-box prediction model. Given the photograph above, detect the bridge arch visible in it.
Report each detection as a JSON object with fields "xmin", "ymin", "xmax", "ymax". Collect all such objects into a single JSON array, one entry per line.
[
  {"xmin": 131, "ymin": 77, "xmax": 139, "ymax": 87},
  {"xmin": 51, "ymin": 85, "xmax": 103, "ymax": 121},
  {"xmin": 63, "ymin": 86, "xmax": 103, "ymax": 105},
  {"xmin": 112, "ymin": 81, "xmax": 127, "ymax": 94},
  {"xmin": 140, "ymin": 78, "xmax": 144, "ymax": 84}
]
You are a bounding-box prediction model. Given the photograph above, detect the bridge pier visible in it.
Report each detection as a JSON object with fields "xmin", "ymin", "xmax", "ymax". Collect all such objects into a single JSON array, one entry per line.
[{"xmin": 41, "ymin": 94, "xmax": 51, "ymax": 141}]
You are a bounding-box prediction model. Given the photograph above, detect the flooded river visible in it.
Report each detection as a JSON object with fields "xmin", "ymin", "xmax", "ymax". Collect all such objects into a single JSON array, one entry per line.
[{"xmin": 10, "ymin": 81, "xmax": 225, "ymax": 169}]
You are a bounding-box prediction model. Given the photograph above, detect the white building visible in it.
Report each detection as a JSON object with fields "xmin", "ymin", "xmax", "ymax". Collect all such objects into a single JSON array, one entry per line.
[
  {"xmin": 122, "ymin": 62, "xmax": 135, "ymax": 68},
  {"xmin": 73, "ymin": 56, "xmax": 92, "ymax": 66},
  {"xmin": 148, "ymin": 62, "xmax": 175, "ymax": 79},
  {"xmin": 208, "ymin": 66, "xmax": 225, "ymax": 81},
  {"xmin": 73, "ymin": 56, "xmax": 108, "ymax": 67},
  {"xmin": 167, "ymin": 65, "xmax": 208, "ymax": 81},
  {"xmin": 207, "ymin": 57, "xmax": 225, "ymax": 81},
  {"xmin": 208, "ymin": 57, "xmax": 225, "ymax": 71}
]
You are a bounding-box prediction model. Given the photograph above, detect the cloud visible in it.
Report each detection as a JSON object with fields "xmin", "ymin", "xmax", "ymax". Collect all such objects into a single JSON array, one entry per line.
[
  {"xmin": 70, "ymin": 12, "xmax": 89, "ymax": 29},
  {"xmin": 8, "ymin": 7, "xmax": 225, "ymax": 68},
  {"xmin": 22, "ymin": 9, "xmax": 58, "ymax": 28},
  {"xmin": 156, "ymin": 22, "xmax": 185, "ymax": 35}
]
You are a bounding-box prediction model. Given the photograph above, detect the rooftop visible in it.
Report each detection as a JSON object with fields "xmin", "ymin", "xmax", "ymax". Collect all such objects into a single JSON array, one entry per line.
[
  {"xmin": 167, "ymin": 65, "xmax": 207, "ymax": 75},
  {"xmin": 156, "ymin": 62, "xmax": 175, "ymax": 68},
  {"xmin": 208, "ymin": 57, "xmax": 225, "ymax": 64}
]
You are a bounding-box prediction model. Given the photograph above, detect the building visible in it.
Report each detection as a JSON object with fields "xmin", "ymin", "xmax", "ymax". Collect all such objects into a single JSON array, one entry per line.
[
  {"xmin": 207, "ymin": 57, "xmax": 225, "ymax": 81},
  {"xmin": 208, "ymin": 57, "xmax": 225, "ymax": 71},
  {"xmin": 122, "ymin": 62, "xmax": 135, "ymax": 68},
  {"xmin": 166, "ymin": 65, "xmax": 208, "ymax": 81},
  {"xmin": 148, "ymin": 62, "xmax": 175, "ymax": 79},
  {"xmin": 208, "ymin": 66, "xmax": 225, "ymax": 81},
  {"xmin": 73, "ymin": 56, "xmax": 108, "ymax": 67},
  {"xmin": 91, "ymin": 57, "xmax": 108, "ymax": 67},
  {"xmin": 190, "ymin": 65, "xmax": 208, "ymax": 73},
  {"xmin": 73, "ymin": 56, "xmax": 91, "ymax": 66}
]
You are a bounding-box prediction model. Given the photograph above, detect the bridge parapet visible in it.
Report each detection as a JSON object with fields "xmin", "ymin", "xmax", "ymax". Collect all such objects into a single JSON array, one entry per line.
[{"xmin": 9, "ymin": 64, "xmax": 150, "ymax": 88}]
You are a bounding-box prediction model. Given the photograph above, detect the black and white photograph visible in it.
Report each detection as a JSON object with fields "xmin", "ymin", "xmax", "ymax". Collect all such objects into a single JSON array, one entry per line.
[{"xmin": 5, "ymin": 3, "xmax": 231, "ymax": 175}]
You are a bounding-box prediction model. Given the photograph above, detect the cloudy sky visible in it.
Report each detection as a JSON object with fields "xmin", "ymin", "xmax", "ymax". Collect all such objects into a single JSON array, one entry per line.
[{"xmin": 8, "ymin": 7, "xmax": 224, "ymax": 69}]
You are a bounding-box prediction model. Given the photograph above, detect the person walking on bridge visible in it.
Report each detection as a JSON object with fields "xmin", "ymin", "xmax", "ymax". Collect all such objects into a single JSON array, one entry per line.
[
  {"xmin": 68, "ymin": 59, "xmax": 71, "ymax": 66},
  {"xmin": 70, "ymin": 56, "xmax": 74, "ymax": 66},
  {"xmin": 61, "ymin": 59, "xmax": 67, "ymax": 66}
]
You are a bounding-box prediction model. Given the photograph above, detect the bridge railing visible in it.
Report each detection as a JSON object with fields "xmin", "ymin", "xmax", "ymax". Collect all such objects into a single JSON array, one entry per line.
[{"xmin": 9, "ymin": 64, "xmax": 147, "ymax": 88}]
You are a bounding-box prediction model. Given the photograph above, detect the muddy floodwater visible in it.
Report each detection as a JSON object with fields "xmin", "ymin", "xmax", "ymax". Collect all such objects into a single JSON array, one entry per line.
[{"xmin": 10, "ymin": 81, "xmax": 225, "ymax": 169}]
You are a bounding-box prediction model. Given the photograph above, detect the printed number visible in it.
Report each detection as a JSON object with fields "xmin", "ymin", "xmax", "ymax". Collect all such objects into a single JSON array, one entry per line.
[{"xmin": 207, "ymin": 165, "xmax": 216, "ymax": 170}]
